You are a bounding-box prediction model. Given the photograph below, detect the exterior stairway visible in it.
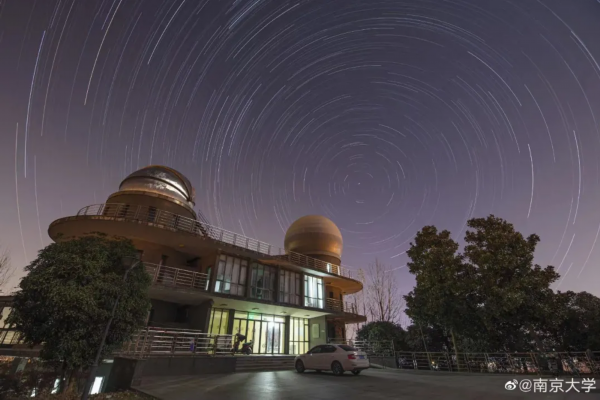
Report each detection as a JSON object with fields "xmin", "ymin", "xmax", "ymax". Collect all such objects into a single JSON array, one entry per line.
[{"xmin": 235, "ymin": 356, "xmax": 296, "ymax": 372}]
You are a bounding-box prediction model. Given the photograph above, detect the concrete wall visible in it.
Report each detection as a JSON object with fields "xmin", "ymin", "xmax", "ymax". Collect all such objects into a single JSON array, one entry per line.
[
  {"xmin": 149, "ymin": 299, "xmax": 181, "ymax": 326},
  {"xmin": 188, "ymin": 300, "xmax": 213, "ymax": 331},
  {"xmin": 134, "ymin": 240, "xmax": 197, "ymax": 270},
  {"xmin": 308, "ymin": 315, "xmax": 327, "ymax": 349},
  {"xmin": 106, "ymin": 356, "xmax": 237, "ymax": 389},
  {"xmin": 106, "ymin": 192, "xmax": 195, "ymax": 219}
]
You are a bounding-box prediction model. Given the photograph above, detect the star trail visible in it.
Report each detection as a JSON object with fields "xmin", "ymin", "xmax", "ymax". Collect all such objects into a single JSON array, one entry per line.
[{"xmin": 1, "ymin": 0, "xmax": 600, "ymax": 296}]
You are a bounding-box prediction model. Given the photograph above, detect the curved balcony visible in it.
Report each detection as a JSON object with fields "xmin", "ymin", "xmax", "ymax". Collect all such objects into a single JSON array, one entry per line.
[
  {"xmin": 145, "ymin": 263, "xmax": 209, "ymax": 292},
  {"xmin": 325, "ymin": 298, "xmax": 367, "ymax": 323},
  {"xmin": 67, "ymin": 204, "xmax": 359, "ymax": 282}
]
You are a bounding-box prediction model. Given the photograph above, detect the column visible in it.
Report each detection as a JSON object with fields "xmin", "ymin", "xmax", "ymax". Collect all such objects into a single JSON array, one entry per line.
[
  {"xmin": 284, "ymin": 315, "xmax": 291, "ymax": 354},
  {"xmin": 226, "ymin": 309, "xmax": 235, "ymax": 335},
  {"xmin": 209, "ymin": 252, "xmax": 220, "ymax": 293},
  {"xmin": 245, "ymin": 262, "xmax": 253, "ymax": 298},
  {"xmin": 275, "ymin": 266, "xmax": 281, "ymax": 303},
  {"xmin": 300, "ymin": 273, "xmax": 305, "ymax": 307}
]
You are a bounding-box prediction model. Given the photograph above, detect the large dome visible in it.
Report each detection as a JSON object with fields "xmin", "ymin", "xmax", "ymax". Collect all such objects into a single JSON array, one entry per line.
[
  {"xmin": 284, "ymin": 215, "xmax": 343, "ymax": 263},
  {"xmin": 118, "ymin": 165, "xmax": 196, "ymax": 207}
]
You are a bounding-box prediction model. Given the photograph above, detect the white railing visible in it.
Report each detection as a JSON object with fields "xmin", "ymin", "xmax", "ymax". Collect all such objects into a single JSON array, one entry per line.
[
  {"xmin": 117, "ymin": 327, "xmax": 234, "ymax": 358},
  {"xmin": 145, "ymin": 263, "xmax": 209, "ymax": 291},
  {"xmin": 325, "ymin": 298, "xmax": 360, "ymax": 314},
  {"xmin": 74, "ymin": 203, "xmax": 357, "ymax": 279}
]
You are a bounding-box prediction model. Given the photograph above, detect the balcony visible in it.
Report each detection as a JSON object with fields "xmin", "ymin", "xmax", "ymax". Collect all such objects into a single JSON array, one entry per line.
[
  {"xmin": 117, "ymin": 327, "xmax": 234, "ymax": 358},
  {"xmin": 325, "ymin": 298, "xmax": 359, "ymax": 314},
  {"xmin": 73, "ymin": 203, "xmax": 358, "ymax": 280},
  {"xmin": 145, "ymin": 263, "xmax": 209, "ymax": 292}
]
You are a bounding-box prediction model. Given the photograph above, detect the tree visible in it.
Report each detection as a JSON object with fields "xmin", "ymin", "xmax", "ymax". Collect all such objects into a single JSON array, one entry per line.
[
  {"xmin": 7, "ymin": 234, "xmax": 151, "ymax": 390},
  {"xmin": 404, "ymin": 324, "xmax": 448, "ymax": 352},
  {"xmin": 463, "ymin": 216, "xmax": 559, "ymax": 351},
  {"xmin": 404, "ymin": 226, "xmax": 481, "ymax": 358},
  {"xmin": 0, "ymin": 247, "xmax": 14, "ymax": 293},
  {"xmin": 356, "ymin": 321, "xmax": 408, "ymax": 351},
  {"xmin": 545, "ymin": 291, "xmax": 600, "ymax": 351},
  {"xmin": 364, "ymin": 259, "xmax": 404, "ymax": 323}
]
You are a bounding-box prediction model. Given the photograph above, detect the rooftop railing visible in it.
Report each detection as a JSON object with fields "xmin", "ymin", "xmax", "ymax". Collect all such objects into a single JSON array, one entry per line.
[{"xmin": 75, "ymin": 203, "xmax": 357, "ymax": 280}]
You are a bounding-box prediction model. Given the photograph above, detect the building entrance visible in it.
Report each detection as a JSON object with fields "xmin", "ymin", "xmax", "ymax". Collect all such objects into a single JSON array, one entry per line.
[{"xmin": 232, "ymin": 311, "xmax": 285, "ymax": 354}]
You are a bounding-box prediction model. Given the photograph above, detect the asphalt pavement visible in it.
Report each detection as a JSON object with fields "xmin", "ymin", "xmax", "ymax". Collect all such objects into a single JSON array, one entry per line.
[{"xmin": 136, "ymin": 368, "xmax": 599, "ymax": 400}]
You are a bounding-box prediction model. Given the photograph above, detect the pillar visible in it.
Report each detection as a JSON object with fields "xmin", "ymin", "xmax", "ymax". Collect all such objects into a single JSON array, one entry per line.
[
  {"xmin": 209, "ymin": 252, "xmax": 220, "ymax": 293},
  {"xmin": 245, "ymin": 262, "xmax": 253, "ymax": 298},
  {"xmin": 300, "ymin": 273, "xmax": 305, "ymax": 307},
  {"xmin": 226, "ymin": 309, "xmax": 235, "ymax": 335},
  {"xmin": 284, "ymin": 315, "xmax": 291, "ymax": 354},
  {"xmin": 275, "ymin": 266, "xmax": 281, "ymax": 302},
  {"xmin": 188, "ymin": 299, "xmax": 214, "ymax": 332}
]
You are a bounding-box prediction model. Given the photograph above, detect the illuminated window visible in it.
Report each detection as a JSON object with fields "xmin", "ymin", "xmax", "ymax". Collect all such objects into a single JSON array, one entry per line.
[
  {"xmin": 208, "ymin": 309, "xmax": 230, "ymax": 335},
  {"xmin": 279, "ymin": 270, "xmax": 300, "ymax": 305},
  {"xmin": 304, "ymin": 275, "xmax": 324, "ymax": 309},
  {"xmin": 250, "ymin": 263, "xmax": 275, "ymax": 301},
  {"xmin": 289, "ymin": 317, "xmax": 310, "ymax": 355},
  {"xmin": 215, "ymin": 255, "xmax": 247, "ymax": 296}
]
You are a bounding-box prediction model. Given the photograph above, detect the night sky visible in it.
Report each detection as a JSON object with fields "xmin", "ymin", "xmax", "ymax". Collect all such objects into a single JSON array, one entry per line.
[{"xmin": 1, "ymin": 0, "xmax": 600, "ymax": 297}]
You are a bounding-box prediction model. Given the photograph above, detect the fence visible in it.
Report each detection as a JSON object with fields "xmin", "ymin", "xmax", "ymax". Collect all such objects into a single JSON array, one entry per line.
[
  {"xmin": 325, "ymin": 298, "xmax": 360, "ymax": 314},
  {"xmin": 145, "ymin": 263, "xmax": 209, "ymax": 291},
  {"xmin": 76, "ymin": 203, "xmax": 357, "ymax": 279},
  {"xmin": 395, "ymin": 351, "xmax": 600, "ymax": 376},
  {"xmin": 116, "ymin": 327, "xmax": 234, "ymax": 358}
]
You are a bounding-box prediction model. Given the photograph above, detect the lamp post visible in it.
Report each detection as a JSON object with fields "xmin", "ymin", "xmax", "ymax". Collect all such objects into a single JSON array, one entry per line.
[{"xmin": 81, "ymin": 256, "xmax": 141, "ymax": 400}]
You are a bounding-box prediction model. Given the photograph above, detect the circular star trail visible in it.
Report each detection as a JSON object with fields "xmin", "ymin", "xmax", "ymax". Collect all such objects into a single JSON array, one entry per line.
[{"xmin": 1, "ymin": 0, "xmax": 600, "ymax": 296}]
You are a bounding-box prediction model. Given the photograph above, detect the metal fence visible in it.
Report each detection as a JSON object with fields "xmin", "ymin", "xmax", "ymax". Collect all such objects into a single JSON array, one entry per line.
[
  {"xmin": 395, "ymin": 351, "xmax": 600, "ymax": 376},
  {"xmin": 116, "ymin": 327, "xmax": 234, "ymax": 358},
  {"xmin": 325, "ymin": 298, "xmax": 360, "ymax": 314},
  {"xmin": 145, "ymin": 263, "xmax": 209, "ymax": 291},
  {"xmin": 76, "ymin": 203, "xmax": 357, "ymax": 279}
]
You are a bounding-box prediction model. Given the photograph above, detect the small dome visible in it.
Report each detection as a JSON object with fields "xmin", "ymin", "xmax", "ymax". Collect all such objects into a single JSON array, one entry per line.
[
  {"xmin": 119, "ymin": 165, "xmax": 195, "ymax": 207},
  {"xmin": 284, "ymin": 215, "xmax": 343, "ymax": 261}
]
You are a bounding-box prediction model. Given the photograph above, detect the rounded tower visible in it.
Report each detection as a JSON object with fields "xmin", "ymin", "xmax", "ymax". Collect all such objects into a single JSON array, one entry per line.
[
  {"xmin": 106, "ymin": 165, "xmax": 197, "ymax": 219},
  {"xmin": 284, "ymin": 215, "xmax": 343, "ymax": 265}
]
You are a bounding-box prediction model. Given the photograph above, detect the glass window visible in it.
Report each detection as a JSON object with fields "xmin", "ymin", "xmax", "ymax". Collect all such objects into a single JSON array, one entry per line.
[
  {"xmin": 338, "ymin": 345, "xmax": 358, "ymax": 352},
  {"xmin": 250, "ymin": 262, "xmax": 275, "ymax": 301},
  {"xmin": 304, "ymin": 275, "xmax": 324, "ymax": 309},
  {"xmin": 279, "ymin": 270, "xmax": 300, "ymax": 305},
  {"xmin": 208, "ymin": 308, "xmax": 229, "ymax": 335},
  {"xmin": 215, "ymin": 255, "xmax": 247, "ymax": 296},
  {"xmin": 289, "ymin": 317, "xmax": 309, "ymax": 355}
]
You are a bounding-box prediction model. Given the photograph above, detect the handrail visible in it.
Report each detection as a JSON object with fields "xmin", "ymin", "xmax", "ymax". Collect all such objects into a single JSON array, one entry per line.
[
  {"xmin": 145, "ymin": 263, "xmax": 209, "ymax": 292},
  {"xmin": 325, "ymin": 298, "xmax": 359, "ymax": 314},
  {"xmin": 74, "ymin": 203, "xmax": 357, "ymax": 280},
  {"xmin": 116, "ymin": 327, "xmax": 234, "ymax": 358}
]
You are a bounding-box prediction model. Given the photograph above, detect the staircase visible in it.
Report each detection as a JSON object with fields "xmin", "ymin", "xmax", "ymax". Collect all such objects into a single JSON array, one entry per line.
[{"xmin": 235, "ymin": 356, "xmax": 296, "ymax": 372}]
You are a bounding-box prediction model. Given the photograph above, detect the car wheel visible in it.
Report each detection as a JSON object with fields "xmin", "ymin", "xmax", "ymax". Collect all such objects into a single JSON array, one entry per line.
[
  {"xmin": 352, "ymin": 370, "xmax": 361, "ymax": 375},
  {"xmin": 295, "ymin": 360, "xmax": 305, "ymax": 373},
  {"xmin": 332, "ymin": 361, "xmax": 344, "ymax": 376}
]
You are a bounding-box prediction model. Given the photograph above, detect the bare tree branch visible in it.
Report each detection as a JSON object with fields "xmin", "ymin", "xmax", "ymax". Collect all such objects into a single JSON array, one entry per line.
[
  {"xmin": 364, "ymin": 258, "xmax": 404, "ymax": 323},
  {"xmin": 0, "ymin": 248, "xmax": 15, "ymax": 293}
]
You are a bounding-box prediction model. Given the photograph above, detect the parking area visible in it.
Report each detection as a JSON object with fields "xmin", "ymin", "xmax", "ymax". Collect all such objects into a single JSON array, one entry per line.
[{"xmin": 136, "ymin": 368, "xmax": 595, "ymax": 399}]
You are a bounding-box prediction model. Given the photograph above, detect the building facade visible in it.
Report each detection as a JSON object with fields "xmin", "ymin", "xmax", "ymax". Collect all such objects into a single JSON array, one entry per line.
[{"xmin": 42, "ymin": 165, "xmax": 365, "ymax": 355}]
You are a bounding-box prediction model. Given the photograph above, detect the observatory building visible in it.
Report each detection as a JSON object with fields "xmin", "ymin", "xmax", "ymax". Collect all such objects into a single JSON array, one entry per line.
[{"xmin": 38, "ymin": 165, "xmax": 365, "ymax": 355}]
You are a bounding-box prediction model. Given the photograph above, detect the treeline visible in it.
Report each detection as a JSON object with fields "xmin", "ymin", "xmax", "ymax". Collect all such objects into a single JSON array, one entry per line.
[{"xmin": 358, "ymin": 215, "xmax": 600, "ymax": 353}]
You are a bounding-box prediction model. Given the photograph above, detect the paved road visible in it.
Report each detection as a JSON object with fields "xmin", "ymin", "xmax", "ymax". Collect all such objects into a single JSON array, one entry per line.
[{"xmin": 137, "ymin": 369, "xmax": 599, "ymax": 399}]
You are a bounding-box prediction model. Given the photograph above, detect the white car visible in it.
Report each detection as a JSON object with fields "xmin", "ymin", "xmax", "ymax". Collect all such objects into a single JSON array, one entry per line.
[{"xmin": 295, "ymin": 344, "xmax": 370, "ymax": 375}]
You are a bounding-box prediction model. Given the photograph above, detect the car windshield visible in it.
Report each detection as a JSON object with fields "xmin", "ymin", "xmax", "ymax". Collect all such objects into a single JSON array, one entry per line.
[{"xmin": 338, "ymin": 345, "xmax": 358, "ymax": 352}]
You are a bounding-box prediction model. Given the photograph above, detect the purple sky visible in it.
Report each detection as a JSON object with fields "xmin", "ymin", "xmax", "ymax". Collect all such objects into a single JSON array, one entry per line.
[{"xmin": 1, "ymin": 0, "xmax": 600, "ymax": 297}]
